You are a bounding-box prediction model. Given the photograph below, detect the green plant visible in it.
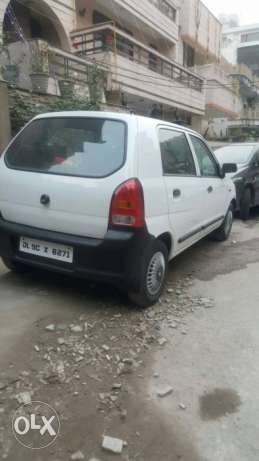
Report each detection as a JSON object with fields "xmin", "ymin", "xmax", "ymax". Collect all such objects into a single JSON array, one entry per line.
[
  {"xmin": 88, "ymin": 63, "xmax": 107, "ymax": 103},
  {"xmin": 9, "ymin": 92, "xmax": 100, "ymax": 135}
]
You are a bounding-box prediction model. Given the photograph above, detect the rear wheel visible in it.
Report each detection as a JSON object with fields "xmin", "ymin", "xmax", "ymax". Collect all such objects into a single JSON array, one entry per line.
[
  {"xmin": 212, "ymin": 204, "xmax": 234, "ymax": 242},
  {"xmin": 2, "ymin": 257, "xmax": 30, "ymax": 274},
  {"xmin": 128, "ymin": 240, "xmax": 168, "ymax": 308},
  {"xmin": 240, "ymin": 187, "xmax": 251, "ymax": 221}
]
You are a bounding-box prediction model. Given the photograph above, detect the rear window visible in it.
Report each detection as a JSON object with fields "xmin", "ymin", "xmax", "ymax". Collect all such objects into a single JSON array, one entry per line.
[{"xmin": 5, "ymin": 117, "xmax": 126, "ymax": 178}]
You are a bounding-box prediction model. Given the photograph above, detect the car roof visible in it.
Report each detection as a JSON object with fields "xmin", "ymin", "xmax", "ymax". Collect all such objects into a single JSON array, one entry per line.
[{"xmin": 33, "ymin": 111, "xmax": 199, "ymax": 136}]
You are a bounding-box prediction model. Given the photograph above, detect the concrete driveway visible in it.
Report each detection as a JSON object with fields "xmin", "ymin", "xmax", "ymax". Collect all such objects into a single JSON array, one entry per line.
[{"xmin": 0, "ymin": 214, "xmax": 259, "ymax": 460}]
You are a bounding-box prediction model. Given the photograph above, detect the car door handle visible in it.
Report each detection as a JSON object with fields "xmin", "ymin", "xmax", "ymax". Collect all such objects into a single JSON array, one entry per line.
[
  {"xmin": 173, "ymin": 189, "xmax": 181, "ymax": 198},
  {"xmin": 207, "ymin": 186, "xmax": 213, "ymax": 193}
]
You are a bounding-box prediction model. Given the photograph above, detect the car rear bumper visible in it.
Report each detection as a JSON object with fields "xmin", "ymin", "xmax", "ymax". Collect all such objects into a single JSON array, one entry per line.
[{"xmin": 0, "ymin": 216, "xmax": 153, "ymax": 289}]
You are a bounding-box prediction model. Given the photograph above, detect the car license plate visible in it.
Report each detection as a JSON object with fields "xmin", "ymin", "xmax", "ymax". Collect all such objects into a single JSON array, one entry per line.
[{"xmin": 19, "ymin": 236, "xmax": 74, "ymax": 263}]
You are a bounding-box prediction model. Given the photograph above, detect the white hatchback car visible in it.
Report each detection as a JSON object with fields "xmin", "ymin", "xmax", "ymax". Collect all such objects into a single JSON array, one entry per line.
[{"xmin": 0, "ymin": 112, "xmax": 236, "ymax": 307}]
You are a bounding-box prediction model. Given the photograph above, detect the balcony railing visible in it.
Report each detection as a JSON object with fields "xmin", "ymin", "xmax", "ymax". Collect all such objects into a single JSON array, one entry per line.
[
  {"xmin": 70, "ymin": 24, "xmax": 204, "ymax": 92},
  {"xmin": 48, "ymin": 46, "xmax": 95, "ymax": 85}
]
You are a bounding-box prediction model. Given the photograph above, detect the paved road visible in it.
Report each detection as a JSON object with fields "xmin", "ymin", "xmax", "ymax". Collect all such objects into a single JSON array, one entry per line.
[{"xmin": 0, "ymin": 214, "xmax": 259, "ymax": 460}]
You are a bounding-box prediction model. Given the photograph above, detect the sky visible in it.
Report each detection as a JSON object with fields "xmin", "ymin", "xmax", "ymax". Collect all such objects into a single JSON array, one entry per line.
[{"xmin": 203, "ymin": 0, "xmax": 259, "ymax": 26}]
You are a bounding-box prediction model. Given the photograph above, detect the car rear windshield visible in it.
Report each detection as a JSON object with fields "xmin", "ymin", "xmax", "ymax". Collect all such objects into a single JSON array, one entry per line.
[
  {"xmin": 215, "ymin": 145, "xmax": 255, "ymax": 164},
  {"xmin": 5, "ymin": 117, "xmax": 126, "ymax": 178}
]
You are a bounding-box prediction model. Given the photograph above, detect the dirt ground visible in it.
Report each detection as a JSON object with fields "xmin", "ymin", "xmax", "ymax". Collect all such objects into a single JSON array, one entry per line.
[{"xmin": 1, "ymin": 211, "xmax": 259, "ymax": 461}]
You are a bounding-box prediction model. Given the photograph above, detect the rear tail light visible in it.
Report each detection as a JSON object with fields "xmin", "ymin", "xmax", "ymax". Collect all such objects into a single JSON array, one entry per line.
[{"xmin": 109, "ymin": 179, "xmax": 145, "ymax": 228}]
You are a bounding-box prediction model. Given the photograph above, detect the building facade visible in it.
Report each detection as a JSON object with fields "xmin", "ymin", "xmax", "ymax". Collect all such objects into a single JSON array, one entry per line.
[{"xmin": 0, "ymin": 0, "xmax": 253, "ymax": 137}]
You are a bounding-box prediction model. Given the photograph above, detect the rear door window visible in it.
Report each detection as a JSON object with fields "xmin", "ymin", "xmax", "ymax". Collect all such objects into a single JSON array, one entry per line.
[
  {"xmin": 5, "ymin": 118, "xmax": 126, "ymax": 178},
  {"xmin": 159, "ymin": 129, "xmax": 197, "ymax": 176}
]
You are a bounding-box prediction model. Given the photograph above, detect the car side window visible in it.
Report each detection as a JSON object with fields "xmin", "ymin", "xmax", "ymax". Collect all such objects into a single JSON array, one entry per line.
[
  {"xmin": 190, "ymin": 135, "xmax": 219, "ymax": 177},
  {"xmin": 252, "ymin": 150, "xmax": 259, "ymax": 166},
  {"xmin": 159, "ymin": 129, "xmax": 197, "ymax": 176}
]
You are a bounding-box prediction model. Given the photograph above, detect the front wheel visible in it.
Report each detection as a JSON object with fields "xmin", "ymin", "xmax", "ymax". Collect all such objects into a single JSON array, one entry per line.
[
  {"xmin": 211, "ymin": 205, "xmax": 234, "ymax": 242},
  {"xmin": 128, "ymin": 240, "xmax": 168, "ymax": 308}
]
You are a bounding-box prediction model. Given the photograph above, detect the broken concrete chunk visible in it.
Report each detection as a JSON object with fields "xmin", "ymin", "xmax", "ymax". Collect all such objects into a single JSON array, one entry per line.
[
  {"xmin": 45, "ymin": 324, "xmax": 56, "ymax": 332},
  {"xmin": 112, "ymin": 383, "xmax": 122, "ymax": 390},
  {"xmin": 179, "ymin": 403, "xmax": 187, "ymax": 410},
  {"xmin": 71, "ymin": 451, "xmax": 85, "ymax": 460},
  {"xmin": 120, "ymin": 409, "xmax": 127, "ymax": 420},
  {"xmin": 15, "ymin": 391, "xmax": 32, "ymax": 405},
  {"xmin": 70, "ymin": 325, "xmax": 83, "ymax": 333},
  {"xmin": 158, "ymin": 338, "xmax": 167, "ymax": 346},
  {"xmin": 102, "ymin": 436, "xmax": 124, "ymax": 454},
  {"xmin": 157, "ymin": 386, "xmax": 173, "ymax": 398},
  {"xmin": 57, "ymin": 337, "xmax": 66, "ymax": 345}
]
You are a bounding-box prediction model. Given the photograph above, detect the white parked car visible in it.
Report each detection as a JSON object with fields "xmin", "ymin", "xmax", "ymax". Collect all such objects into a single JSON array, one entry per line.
[{"xmin": 0, "ymin": 112, "xmax": 236, "ymax": 307}]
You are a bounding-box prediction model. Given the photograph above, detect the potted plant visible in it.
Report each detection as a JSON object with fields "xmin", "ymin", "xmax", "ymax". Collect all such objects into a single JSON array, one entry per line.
[
  {"xmin": 30, "ymin": 41, "xmax": 50, "ymax": 93},
  {"xmin": 58, "ymin": 76, "xmax": 75, "ymax": 98}
]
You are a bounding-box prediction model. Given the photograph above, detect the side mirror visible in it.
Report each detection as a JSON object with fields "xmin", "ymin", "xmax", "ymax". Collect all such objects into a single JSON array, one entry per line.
[{"xmin": 221, "ymin": 163, "xmax": 237, "ymax": 177}]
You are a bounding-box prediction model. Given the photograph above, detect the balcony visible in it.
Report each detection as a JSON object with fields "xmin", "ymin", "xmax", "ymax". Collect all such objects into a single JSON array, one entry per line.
[
  {"xmin": 229, "ymin": 64, "xmax": 259, "ymax": 100},
  {"xmin": 71, "ymin": 24, "xmax": 205, "ymax": 115},
  {"xmin": 193, "ymin": 63, "xmax": 242, "ymax": 118},
  {"xmin": 0, "ymin": 39, "xmax": 105, "ymax": 99},
  {"xmin": 89, "ymin": 0, "xmax": 179, "ymax": 44}
]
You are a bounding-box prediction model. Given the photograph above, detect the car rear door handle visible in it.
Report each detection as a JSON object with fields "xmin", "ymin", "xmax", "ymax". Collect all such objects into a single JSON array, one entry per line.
[
  {"xmin": 173, "ymin": 189, "xmax": 181, "ymax": 198},
  {"xmin": 207, "ymin": 186, "xmax": 213, "ymax": 193}
]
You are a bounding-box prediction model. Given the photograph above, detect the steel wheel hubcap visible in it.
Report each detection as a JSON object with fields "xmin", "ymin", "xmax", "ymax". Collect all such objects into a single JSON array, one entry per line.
[{"xmin": 146, "ymin": 251, "xmax": 166, "ymax": 296}]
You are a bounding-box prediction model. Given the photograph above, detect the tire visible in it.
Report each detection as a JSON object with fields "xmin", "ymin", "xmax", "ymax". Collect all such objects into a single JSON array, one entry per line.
[
  {"xmin": 212, "ymin": 204, "xmax": 234, "ymax": 242},
  {"xmin": 240, "ymin": 188, "xmax": 251, "ymax": 221},
  {"xmin": 128, "ymin": 240, "xmax": 168, "ymax": 308},
  {"xmin": 2, "ymin": 257, "xmax": 30, "ymax": 274}
]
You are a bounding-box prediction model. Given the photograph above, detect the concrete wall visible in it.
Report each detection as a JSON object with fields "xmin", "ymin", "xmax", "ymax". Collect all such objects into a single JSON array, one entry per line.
[
  {"xmin": 96, "ymin": 0, "xmax": 179, "ymax": 44},
  {"xmin": 194, "ymin": 64, "xmax": 242, "ymax": 118}
]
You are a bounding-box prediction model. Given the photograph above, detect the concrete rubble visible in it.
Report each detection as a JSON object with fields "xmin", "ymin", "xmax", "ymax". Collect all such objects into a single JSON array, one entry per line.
[
  {"xmin": 102, "ymin": 436, "xmax": 124, "ymax": 454},
  {"xmin": 0, "ymin": 274, "xmax": 211, "ymax": 459},
  {"xmin": 71, "ymin": 451, "xmax": 85, "ymax": 460},
  {"xmin": 156, "ymin": 386, "xmax": 174, "ymax": 398}
]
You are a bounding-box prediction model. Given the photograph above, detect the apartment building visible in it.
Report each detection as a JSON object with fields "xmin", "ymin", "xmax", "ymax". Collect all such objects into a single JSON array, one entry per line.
[
  {"xmin": 220, "ymin": 23, "xmax": 259, "ymax": 139},
  {"xmin": 0, "ymin": 0, "xmax": 250, "ymax": 137},
  {"xmin": 0, "ymin": 0, "xmax": 207, "ymax": 130},
  {"xmin": 222, "ymin": 23, "xmax": 259, "ymax": 75}
]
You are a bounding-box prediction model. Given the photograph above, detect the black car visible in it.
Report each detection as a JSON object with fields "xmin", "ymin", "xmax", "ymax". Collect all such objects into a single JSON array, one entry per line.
[{"xmin": 215, "ymin": 143, "xmax": 259, "ymax": 220}]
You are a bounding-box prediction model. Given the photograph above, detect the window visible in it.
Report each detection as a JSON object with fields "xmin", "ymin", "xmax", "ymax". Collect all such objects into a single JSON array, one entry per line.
[
  {"xmin": 252, "ymin": 150, "xmax": 259, "ymax": 165},
  {"xmin": 190, "ymin": 136, "xmax": 218, "ymax": 177},
  {"xmin": 160, "ymin": 129, "xmax": 196, "ymax": 176},
  {"xmin": 183, "ymin": 42, "xmax": 195, "ymax": 67},
  {"xmin": 241, "ymin": 32, "xmax": 259, "ymax": 43},
  {"xmin": 148, "ymin": 0, "xmax": 176, "ymax": 22},
  {"xmin": 5, "ymin": 118, "xmax": 126, "ymax": 178}
]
